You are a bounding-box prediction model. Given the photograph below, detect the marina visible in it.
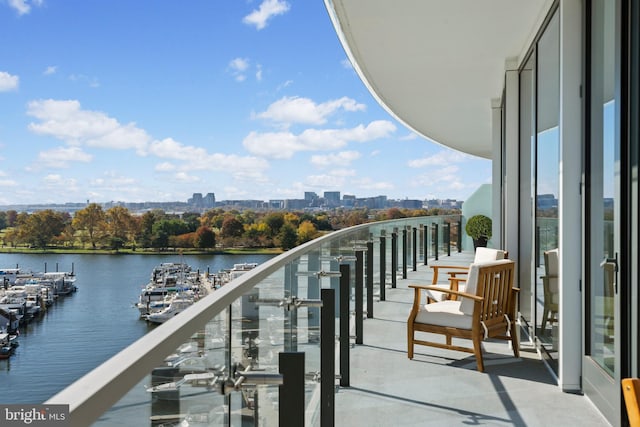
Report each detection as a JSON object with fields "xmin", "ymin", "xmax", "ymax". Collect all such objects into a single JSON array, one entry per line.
[{"xmin": 0, "ymin": 253, "xmax": 273, "ymax": 405}]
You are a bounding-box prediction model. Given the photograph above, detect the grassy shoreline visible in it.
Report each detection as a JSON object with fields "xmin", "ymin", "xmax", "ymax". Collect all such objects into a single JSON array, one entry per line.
[{"xmin": 0, "ymin": 247, "xmax": 284, "ymax": 256}]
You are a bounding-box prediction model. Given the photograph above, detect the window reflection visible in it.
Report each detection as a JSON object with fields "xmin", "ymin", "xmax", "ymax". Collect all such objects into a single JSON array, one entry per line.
[{"xmin": 534, "ymin": 10, "xmax": 560, "ymax": 369}]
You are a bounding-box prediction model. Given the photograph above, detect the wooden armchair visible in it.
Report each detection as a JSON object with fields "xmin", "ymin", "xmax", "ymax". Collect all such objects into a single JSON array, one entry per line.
[
  {"xmin": 426, "ymin": 248, "xmax": 508, "ymax": 303},
  {"xmin": 623, "ymin": 378, "xmax": 640, "ymax": 427},
  {"xmin": 541, "ymin": 248, "xmax": 559, "ymax": 332},
  {"xmin": 408, "ymin": 259, "xmax": 519, "ymax": 372}
]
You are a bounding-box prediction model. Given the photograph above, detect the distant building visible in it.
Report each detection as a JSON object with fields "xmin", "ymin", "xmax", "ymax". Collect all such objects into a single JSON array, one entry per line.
[
  {"xmin": 203, "ymin": 193, "xmax": 215, "ymax": 208},
  {"xmin": 323, "ymin": 191, "xmax": 341, "ymax": 207}
]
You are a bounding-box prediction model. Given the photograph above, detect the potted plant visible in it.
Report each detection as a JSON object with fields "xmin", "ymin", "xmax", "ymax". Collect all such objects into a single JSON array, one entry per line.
[{"xmin": 465, "ymin": 215, "xmax": 492, "ymax": 249}]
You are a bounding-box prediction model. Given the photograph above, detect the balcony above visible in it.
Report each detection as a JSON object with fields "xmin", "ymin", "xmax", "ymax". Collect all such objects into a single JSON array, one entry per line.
[{"xmin": 325, "ymin": 0, "xmax": 552, "ymax": 158}]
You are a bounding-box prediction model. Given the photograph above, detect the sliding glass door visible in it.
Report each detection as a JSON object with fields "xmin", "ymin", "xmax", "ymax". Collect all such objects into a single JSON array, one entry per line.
[{"xmin": 583, "ymin": 1, "xmax": 622, "ymax": 424}]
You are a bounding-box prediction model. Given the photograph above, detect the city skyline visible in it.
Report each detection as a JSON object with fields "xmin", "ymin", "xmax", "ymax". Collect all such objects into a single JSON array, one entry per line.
[{"xmin": 0, "ymin": 0, "xmax": 491, "ymax": 206}]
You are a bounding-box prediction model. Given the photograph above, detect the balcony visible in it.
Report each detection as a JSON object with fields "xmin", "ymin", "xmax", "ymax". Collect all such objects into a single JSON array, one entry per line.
[{"xmin": 46, "ymin": 216, "xmax": 609, "ymax": 426}]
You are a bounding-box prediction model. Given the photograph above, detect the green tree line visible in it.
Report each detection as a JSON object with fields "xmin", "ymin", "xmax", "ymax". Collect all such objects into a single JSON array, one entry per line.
[{"xmin": 0, "ymin": 204, "xmax": 459, "ymax": 251}]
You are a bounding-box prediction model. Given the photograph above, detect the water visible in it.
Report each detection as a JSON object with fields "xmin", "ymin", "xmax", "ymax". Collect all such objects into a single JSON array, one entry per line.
[{"xmin": 0, "ymin": 252, "xmax": 274, "ymax": 404}]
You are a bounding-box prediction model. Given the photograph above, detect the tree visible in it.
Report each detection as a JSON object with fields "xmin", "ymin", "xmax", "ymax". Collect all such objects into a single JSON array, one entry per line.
[
  {"xmin": 194, "ymin": 226, "xmax": 216, "ymax": 249},
  {"xmin": 263, "ymin": 212, "xmax": 285, "ymax": 237},
  {"xmin": 220, "ymin": 216, "xmax": 244, "ymax": 238},
  {"xmin": 20, "ymin": 210, "xmax": 66, "ymax": 248},
  {"xmin": 6, "ymin": 210, "xmax": 18, "ymax": 227},
  {"xmin": 182, "ymin": 212, "xmax": 201, "ymax": 232},
  {"xmin": 385, "ymin": 207, "xmax": 404, "ymax": 220},
  {"xmin": 297, "ymin": 220, "xmax": 318, "ymax": 244},
  {"xmin": 284, "ymin": 212, "xmax": 300, "ymax": 227},
  {"xmin": 105, "ymin": 206, "xmax": 134, "ymax": 249},
  {"xmin": 277, "ymin": 223, "xmax": 298, "ymax": 250},
  {"xmin": 0, "ymin": 211, "xmax": 7, "ymax": 230},
  {"xmin": 72, "ymin": 203, "xmax": 106, "ymax": 249}
]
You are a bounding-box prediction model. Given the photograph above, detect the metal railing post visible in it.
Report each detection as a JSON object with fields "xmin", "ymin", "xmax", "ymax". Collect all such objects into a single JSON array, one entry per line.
[
  {"xmin": 423, "ymin": 224, "xmax": 429, "ymax": 265},
  {"xmin": 366, "ymin": 240, "xmax": 374, "ymax": 318},
  {"xmin": 402, "ymin": 227, "xmax": 407, "ymax": 279},
  {"xmin": 320, "ymin": 288, "xmax": 335, "ymax": 427},
  {"xmin": 284, "ymin": 262, "xmax": 298, "ymax": 352},
  {"xmin": 355, "ymin": 250, "xmax": 364, "ymax": 344},
  {"xmin": 379, "ymin": 233, "xmax": 386, "ymax": 301},
  {"xmin": 433, "ymin": 223, "xmax": 439, "ymax": 261},
  {"xmin": 457, "ymin": 219, "xmax": 462, "ymax": 252},
  {"xmin": 279, "ymin": 352, "xmax": 305, "ymax": 427},
  {"xmin": 308, "ymin": 252, "xmax": 320, "ymax": 343},
  {"xmin": 391, "ymin": 231, "xmax": 397, "ymax": 288},
  {"xmin": 339, "ymin": 263, "xmax": 350, "ymax": 387},
  {"xmin": 445, "ymin": 222, "xmax": 451, "ymax": 257},
  {"xmin": 412, "ymin": 227, "xmax": 417, "ymax": 271}
]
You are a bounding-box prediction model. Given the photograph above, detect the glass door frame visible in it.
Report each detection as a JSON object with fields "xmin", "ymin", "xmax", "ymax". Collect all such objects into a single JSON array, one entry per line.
[{"xmin": 582, "ymin": 0, "xmax": 632, "ymax": 425}]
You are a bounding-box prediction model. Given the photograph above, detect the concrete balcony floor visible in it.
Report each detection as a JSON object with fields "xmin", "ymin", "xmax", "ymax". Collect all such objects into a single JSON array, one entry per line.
[{"xmin": 335, "ymin": 251, "xmax": 610, "ymax": 427}]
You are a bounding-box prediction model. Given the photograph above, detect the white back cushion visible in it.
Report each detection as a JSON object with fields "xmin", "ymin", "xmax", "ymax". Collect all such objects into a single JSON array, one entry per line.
[
  {"xmin": 459, "ymin": 259, "xmax": 512, "ymax": 315},
  {"xmin": 474, "ymin": 247, "xmax": 506, "ymax": 263}
]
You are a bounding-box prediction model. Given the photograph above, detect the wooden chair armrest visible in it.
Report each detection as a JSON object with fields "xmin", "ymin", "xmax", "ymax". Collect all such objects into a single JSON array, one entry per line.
[
  {"xmin": 409, "ymin": 284, "xmax": 483, "ymax": 301},
  {"xmin": 430, "ymin": 264, "xmax": 469, "ymax": 284},
  {"xmin": 430, "ymin": 264, "xmax": 469, "ymax": 271}
]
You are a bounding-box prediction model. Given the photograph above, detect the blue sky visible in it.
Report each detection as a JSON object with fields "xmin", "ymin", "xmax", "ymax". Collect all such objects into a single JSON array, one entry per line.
[{"xmin": 0, "ymin": 0, "xmax": 490, "ymax": 206}]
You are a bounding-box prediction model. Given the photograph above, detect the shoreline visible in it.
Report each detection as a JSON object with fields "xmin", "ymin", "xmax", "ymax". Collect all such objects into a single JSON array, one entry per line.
[{"xmin": 0, "ymin": 247, "xmax": 283, "ymax": 256}]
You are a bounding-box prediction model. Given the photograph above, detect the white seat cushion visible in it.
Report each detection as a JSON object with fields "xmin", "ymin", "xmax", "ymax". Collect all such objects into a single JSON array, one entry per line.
[
  {"xmin": 424, "ymin": 284, "xmax": 450, "ymax": 302},
  {"xmin": 415, "ymin": 300, "xmax": 473, "ymax": 329}
]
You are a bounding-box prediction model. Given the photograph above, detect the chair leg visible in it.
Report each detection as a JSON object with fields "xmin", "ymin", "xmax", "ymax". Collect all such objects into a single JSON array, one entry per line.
[
  {"xmin": 407, "ymin": 324, "xmax": 414, "ymax": 359},
  {"xmin": 472, "ymin": 335, "xmax": 484, "ymax": 372},
  {"xmin": 541, "ymin": 307, "xmax": 549, "ymax": 332},
  {"xmin": 510, "ymin": 322, "xmax": 520, "ymax": 358}
]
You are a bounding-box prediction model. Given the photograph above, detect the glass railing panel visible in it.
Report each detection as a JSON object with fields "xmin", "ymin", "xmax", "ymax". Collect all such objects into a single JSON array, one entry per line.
[{"xmin": 51, "ymin": 216, "xmax": 460, "ymax": 426}]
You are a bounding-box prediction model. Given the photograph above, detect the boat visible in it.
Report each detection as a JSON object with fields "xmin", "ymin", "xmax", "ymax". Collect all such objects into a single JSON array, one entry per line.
[
  {"xmin": 0, "ymin": 332, "xmax": 13, "ymax": 359},
  {"xmin": 136, "ymin": 263, "xmax": 213, "ymax": 316},
  {"xmin": 144, "ymin": 294, "xmax": 195, "ymax": 324}
]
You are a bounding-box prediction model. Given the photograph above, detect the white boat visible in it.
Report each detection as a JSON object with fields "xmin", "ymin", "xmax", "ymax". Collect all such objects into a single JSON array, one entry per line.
[
  {"xmin": 0, "ymin": 332, "xmax": 13, "ymax": 359},
  {"xmin": 145, "ymin": 295, "xmax": 195, "ymax": 324}
]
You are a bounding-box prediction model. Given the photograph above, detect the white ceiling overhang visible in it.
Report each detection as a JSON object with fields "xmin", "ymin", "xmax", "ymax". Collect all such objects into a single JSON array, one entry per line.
[{"xmin": 325, "ymin": 0, "xmax": 553, "ymax": 159}]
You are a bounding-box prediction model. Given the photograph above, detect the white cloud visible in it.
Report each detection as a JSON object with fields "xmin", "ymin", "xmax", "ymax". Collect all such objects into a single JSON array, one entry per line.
[
  {"xmin": 0, "ymin": 71, "xmax": 19, "ymax": 91},
  {"xmin": 243, "ymin": 120, "xmax": 396, "ymax": 159},
  {"xmin": 173, "ymin": 172, "xmax": 201, "ymax": 183},
  {"xmin": 276, "ymin": 80, "xmax": 293, "ymax": 91},
  {"xmin": 353, "ymin": 177, "xmax": 394, "ymax": 191},
  {"xmin": 90, "ymin": 172, "xmax": 136, "ymax": 187},
  {"xmin": 148, "ymin": 138, "xmax": 269, "ymax": 181},
  {"xmin": 69, "ymin": 73, "xmax": 100, "ymax": 88},
  {"xmin": 7, "ymin": 0, "xmax": 41, "ymax": 15},
  {"xmin": 305, "ymin": 174, "xmax": 345, "ymax": 188},
  {"xmin": 410, "ymin": 165, "xmax": 481, "ymax": 194},
  {"xmin": 27, "ymin": 99, "xmax": 151, "ymax": 154},
  {"xmin": 228, "ymin": 57, "xmax": 249, "ymax": 82},
  {"xmin": 43, "ymin": 66, "xmax": 57, "ymax": 75},
  {"xmin": 400, "ymin": 132, "xmax": 419, "ymax": 141},
  {"xmin": 255, "ymin": 96, "xmax": 366, "ymax": 127},
  {"xmin": 311, "ymin": 151, "xmax": 361, "ymax": 167},
  {"xmin": 256, "ymin": 64, "xmax": 263, "ymax": 81},
  {"xmin": 341, "ymin": 59, "xmax": 353, "ymax": 69},
  {"xmin": 154, "ymin": 162, "xmax": 176, "ymax": 172},
  {"xmin": 148, "ymin": 138, "xmax": 208, "ymax": 161},
  {"xmin": 37, "ymin": 146, "xmax": 93, "ymax": 168},
  {"xmin": 43, "ymin": 174, "xmax": 78, "ymax": 192},
  {"xmin": 243, "ymin": 0, "xmax": 290, "ymax": 30},
  {"xmin": 408, "ymin": 150, "xmax": 472, "ymax": 168},
  {"xmin": 328, "ymin": 168, "xmax": 356, "ymax": 177},
  {"xmin": 0, "ymin": 178, "xmax": 18, "ymax": 187}
]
